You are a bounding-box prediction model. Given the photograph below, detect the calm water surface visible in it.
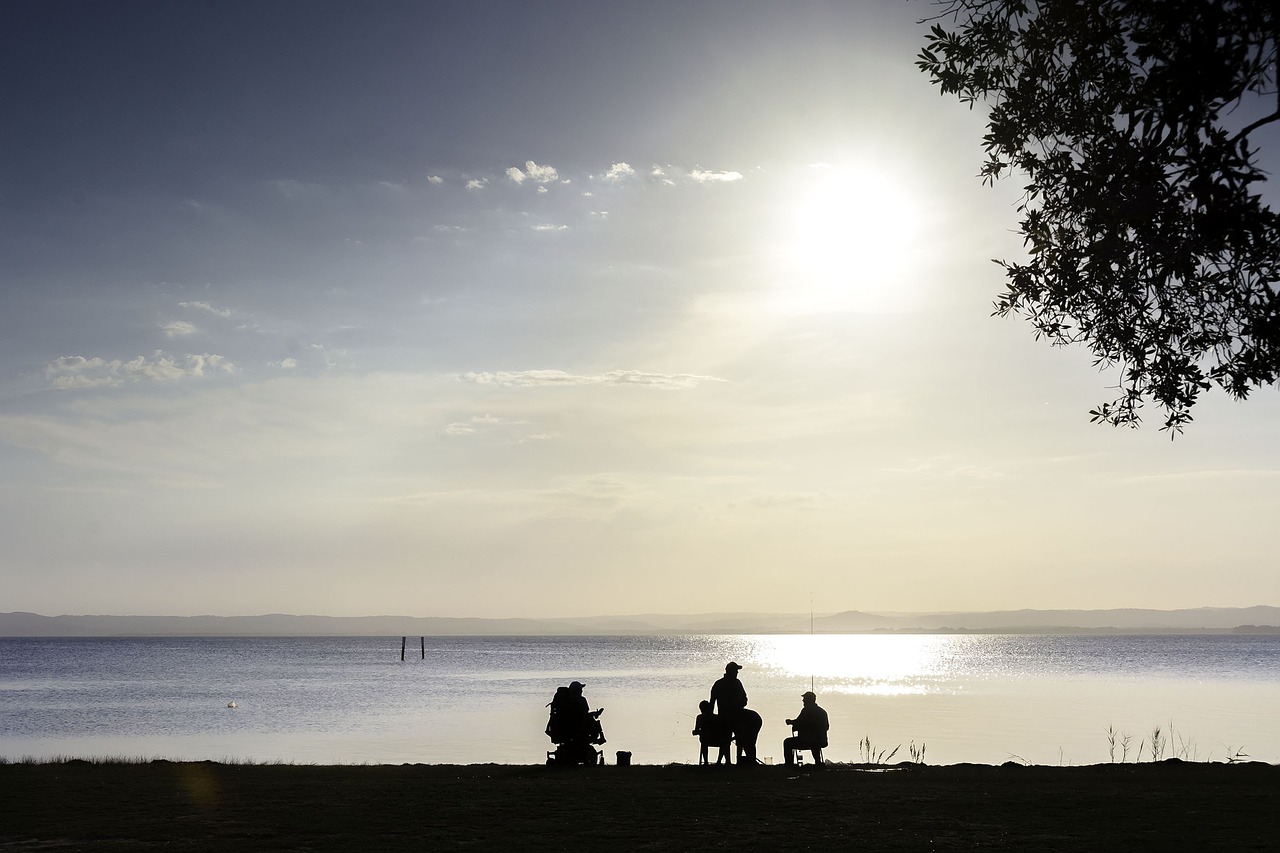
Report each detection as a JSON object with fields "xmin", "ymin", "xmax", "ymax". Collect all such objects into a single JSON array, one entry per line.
[{"xmin": 1, "ymin": 634, "xmax": 1276, "ymax": 765}]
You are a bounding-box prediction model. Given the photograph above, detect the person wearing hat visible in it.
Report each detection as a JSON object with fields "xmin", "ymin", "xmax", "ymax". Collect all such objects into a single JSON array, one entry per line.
[
  {"xmin": 566, "ymin": 680, "xmax": 604, "ymax": 743},
  {"xmin": 709, "ymin": 662, "xmax": 748, "ymax": 722},
  {"xmin": 708, "ymin": 662, "xmax": 762, "ymax": 765},
  {"xmin": 783, "ymin": 691, "xmax": 829, "ymax": 766}
]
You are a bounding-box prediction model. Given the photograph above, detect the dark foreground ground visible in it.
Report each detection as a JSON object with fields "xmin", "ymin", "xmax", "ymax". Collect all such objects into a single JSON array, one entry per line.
[{"xmin": 1, "ymin": 760, "xmax": 1276, "ymax": 851}]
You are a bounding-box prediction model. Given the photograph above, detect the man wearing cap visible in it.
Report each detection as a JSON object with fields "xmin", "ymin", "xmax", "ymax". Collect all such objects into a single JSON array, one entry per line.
[
  {"xmin": 567, "ymin": 680, "xmax": 605, "ymax": 744},
  {"xmin": 709, "ymin": 662, "xmax": 748, "ymax": 721},
  {"xmin": 710, "ymin": 662, "xmax": 760, "ymax": 765},
  {"xmin": 783, "ymin": 691, "xmax": 829, "ymax": 766}
]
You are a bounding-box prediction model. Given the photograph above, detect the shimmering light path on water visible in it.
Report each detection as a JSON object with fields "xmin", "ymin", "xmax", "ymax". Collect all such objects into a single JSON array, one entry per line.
[{"xmin": 1, "ymin": 634, "xmax": 1277, "ymax": 766}]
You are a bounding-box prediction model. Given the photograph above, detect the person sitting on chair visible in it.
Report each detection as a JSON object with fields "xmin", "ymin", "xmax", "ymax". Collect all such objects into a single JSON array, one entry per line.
[
  {"xmin": 692, "ymin": 700, "xmax": 730, "ymax": 765},
  {"xmin": 567, "ymin": 680, "xmax": 605, "ymax": 744},
  {"xmin": 783, "ymin": 691, "xmax": 829, "ymax": 766}
]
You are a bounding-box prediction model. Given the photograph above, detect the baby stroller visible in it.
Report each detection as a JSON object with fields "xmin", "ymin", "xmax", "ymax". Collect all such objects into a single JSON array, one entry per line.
[{"xmin": 545, "ymin": 685, "xmax": 607, "ymax": 765}]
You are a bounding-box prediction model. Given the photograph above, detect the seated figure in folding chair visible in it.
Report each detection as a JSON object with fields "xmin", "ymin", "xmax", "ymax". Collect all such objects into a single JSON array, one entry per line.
[
  {"xmin": 783, "ymin": 690, "xmax": 828, "ymax": 766},
  {"xmin": 692, "ymin": 700, "xmax": 731, "ymax": 765}
]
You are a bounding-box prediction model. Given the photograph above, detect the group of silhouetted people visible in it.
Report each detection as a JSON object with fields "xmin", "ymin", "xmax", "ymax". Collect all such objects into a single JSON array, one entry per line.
[
  {"xmin": 547, "ymin": 661, "xmax": 830, "ymax": 767},
  {"xmin": 693, "ymin": 661, "xmax": 829, "ymax": 766}
]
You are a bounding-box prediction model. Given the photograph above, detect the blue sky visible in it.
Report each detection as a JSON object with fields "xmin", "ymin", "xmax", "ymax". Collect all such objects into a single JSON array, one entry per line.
[{"xmin": 2, "ymin": 1, "xmax": 1278, "ymax": 618}]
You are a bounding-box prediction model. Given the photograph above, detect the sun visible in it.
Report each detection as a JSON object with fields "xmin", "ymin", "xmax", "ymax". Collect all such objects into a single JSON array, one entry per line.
[{"xmin": 773, "ymin": 162, "xmax": 924, "ymax": 314}]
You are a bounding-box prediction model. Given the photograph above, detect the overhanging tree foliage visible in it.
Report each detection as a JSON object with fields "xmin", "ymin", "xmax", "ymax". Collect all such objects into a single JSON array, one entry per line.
[{"xmin": 918, "ymin": 0, "xmax": 1280, "ymax": 432}]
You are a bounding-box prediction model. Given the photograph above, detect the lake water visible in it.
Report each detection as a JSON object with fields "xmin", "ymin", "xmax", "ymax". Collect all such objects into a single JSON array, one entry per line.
[{"xmin": 1, "ymin": 634, "xmax": 1277, "ymax": 766}]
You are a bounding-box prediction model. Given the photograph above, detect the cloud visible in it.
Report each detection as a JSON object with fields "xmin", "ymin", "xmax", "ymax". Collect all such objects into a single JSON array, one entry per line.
[
  {"xmin": 461, "ymin": 369, "xmax": 726, "ymax": 389},
  {"xmin": 506, "ymin": 160, "xmax": 560, "ymax": 185},
  {"xmin": 445, "ymin": 413, "xmax": 532, "ymax": 437},
  {"xmin": 273, "ymin": 358, "xmax": 298, "ymax": 369},
  {"xmin": 465, "ymin": 178, "xmax": 488, "ymax": 190},
  {"xmin": 531, "ymin": 224, "xmax": 568, "ymax": 232},
  {"xmin": 650, "ymin": 165, "xmax": 676, "ymax": 186},
  {"xmin": 740, "ymin": 491, "xmax": 824, "ymax": 511},
  {"xmin": 603, "ymin": 162, "xmax": 636, "ymax": 183},
  {"xmin": 179, "ymin": 301, "xmax": 232, "ymax": 318},
  {"xmin": 427, "ymin": 174, "xmax": 444, "ymax": 185},
  {"xmin": 45, "ymin": 352, "xmax": 235, "ymax": 389},
  {"xmin": 162, "ymin": 320, "xmax": 197, "ymax": 338},
  {"xmin": 690, "ymin": 169, "xmax": 744, "ymax": 183},
  {"xmin": 887, "ymin": 457, "xmax": 1006, "ymax": 481},
  {"xmin": 268, "ymin": 178, "xmax": 326, "ymax": 199}
]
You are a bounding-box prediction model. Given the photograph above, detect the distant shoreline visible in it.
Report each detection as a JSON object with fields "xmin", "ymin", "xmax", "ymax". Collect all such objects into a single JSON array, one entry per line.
[
  {"xmin": 3, "ymin": 627, "xmax": 1279, "ymax": 638},
  {"xmin": 4, "ymin": 606, "xmax": 1279, "ymax": 637}
]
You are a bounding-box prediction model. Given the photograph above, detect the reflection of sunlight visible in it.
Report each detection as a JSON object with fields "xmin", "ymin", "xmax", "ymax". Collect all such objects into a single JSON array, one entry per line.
[
  {"xmin": 773, "ymin": 163, "xmax": 924, "ymax": 314},
  {"xmin": 749, "ymin": 634, "xmax": 954, "ymax": 696}
]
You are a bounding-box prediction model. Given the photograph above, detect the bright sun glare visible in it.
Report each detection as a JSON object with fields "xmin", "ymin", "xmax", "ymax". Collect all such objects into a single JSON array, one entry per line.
[
  {"xmin": 749, "ymin": 634, "xmax": 953, "ymax": 696},
  {"xmin": 774, "ymin": 162, "xmax": 924, "ymax": 314}
]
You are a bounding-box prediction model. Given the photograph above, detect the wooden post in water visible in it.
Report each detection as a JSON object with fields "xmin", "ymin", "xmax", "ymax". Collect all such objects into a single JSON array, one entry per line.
[
  {"xmin": 401, "ymin": 636, "xmax": 406, "ymax": 662},
  {"xmin": 421, "ymin": 636, "xmax": 425, "ymax": 660}
]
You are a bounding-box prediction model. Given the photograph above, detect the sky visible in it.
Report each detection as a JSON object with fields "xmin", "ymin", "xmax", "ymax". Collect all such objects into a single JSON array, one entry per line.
[{"xmin": 2, "ymin": 1, "xmax": 1278, "ymax": 619}]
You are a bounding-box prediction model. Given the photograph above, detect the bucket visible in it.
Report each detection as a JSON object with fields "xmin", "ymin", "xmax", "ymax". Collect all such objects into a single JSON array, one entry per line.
[{"xmin": 616, "ymin": 751, "xmax": 632, "ymax": 766}]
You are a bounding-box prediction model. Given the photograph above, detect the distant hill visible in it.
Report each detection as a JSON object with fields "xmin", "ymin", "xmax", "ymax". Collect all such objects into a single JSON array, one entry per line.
[
  {"xmin": 2, "ymin": 607, "xmax": 1278, "ymax": 637},
  {"xmin": 814, "ymin": 606, "xmax": 1280, "ymax": 633}
]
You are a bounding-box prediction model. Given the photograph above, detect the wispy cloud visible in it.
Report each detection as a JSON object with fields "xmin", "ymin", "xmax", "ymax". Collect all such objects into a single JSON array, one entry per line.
[
  {"xmin": 649, "ymin": 165, "xmax": 675, "ymax": 186},
  {"xmin": 887, "ymin": 456, "xmax": 1006, "ymax": 481},
  {"xmin": 465, "ymin": 178, "xmax": 488, "ymax": 190},
  {"xmin": 162, "ymin": 320, "xmax": 197, "ymax": 338},
  {"xmin": 461, "ymin": 369, "xmax": 726, "ymax": 389},
  {"xmin": 179, "ymin": 301, "xmax": 233, "ymax": 318},
  {"xmin": 45, "ymin": 353, "xmax": 235, "ymax": 389},
  {"xmin": 690, "ymin": 168, "xmax": 744, "ymax": 183},
  {"xmin": 267, "ymin": 178, "xmax": 327, "ymax": 199},
  {"xmin": 445, "ymin": 413, "xmax": 532, "ymax": 436}
]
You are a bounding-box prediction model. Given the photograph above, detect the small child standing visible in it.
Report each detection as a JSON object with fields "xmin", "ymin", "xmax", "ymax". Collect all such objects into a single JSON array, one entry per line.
[{"xmin": 692, "ymin": 700, "xmax": 730, "ymax": 765}]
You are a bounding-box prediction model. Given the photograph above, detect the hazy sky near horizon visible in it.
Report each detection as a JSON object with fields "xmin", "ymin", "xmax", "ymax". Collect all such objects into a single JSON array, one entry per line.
[{"xmin": 3, "ymin": 1, "xmax": 1278, "ymax": 619}]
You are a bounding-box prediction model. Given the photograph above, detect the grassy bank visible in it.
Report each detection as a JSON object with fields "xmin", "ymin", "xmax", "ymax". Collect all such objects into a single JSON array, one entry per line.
[{"xmin": 1, "ymin": 760, "xmax": 1276, "ymax": 851}]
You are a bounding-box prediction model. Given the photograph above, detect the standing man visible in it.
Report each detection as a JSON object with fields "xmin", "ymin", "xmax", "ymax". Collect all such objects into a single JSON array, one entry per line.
[
  {"xmin": 710, "ymin": 661, "xmax": 747, "ymax": 719},
  {"xmin": 711, "ymin": 655, "xmax": 757, "ymax": 763},
  {"xmin": 711, "ymin": 660, "xmax": 747, "ymax": 758},
  {"xmin": 783, "ymin": 691, "xmax": 829, "ymax": 766}
]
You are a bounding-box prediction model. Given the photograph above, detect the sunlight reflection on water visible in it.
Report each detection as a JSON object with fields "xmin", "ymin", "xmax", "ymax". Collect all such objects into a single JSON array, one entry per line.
[
  {"xmin": 745, "ymin": 634, "xmax": 955, "ymax": 695},
  {"xmin": 2, "ymin": 634, "xmax": 1278, "ymax": 766}
]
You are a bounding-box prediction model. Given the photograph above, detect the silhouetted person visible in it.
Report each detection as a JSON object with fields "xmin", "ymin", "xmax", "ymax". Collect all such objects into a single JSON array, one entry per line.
[
  {"xmin": 783, "ymin": 691, "xmax": 829, "ymax": 766},
  {"xmin": 546, "ymin": 680, "xmax": 606, "ymax": 765},
  {"xmin": 709, "ymin": 661, "xmax": 751, "ymax": 765},
  {"xmin": 567, "ymin": 680, "xmax": 605, "ymax": 744},
  {"xmin": 710, "ymin": 661, "xmax": 747, "ymax": 721},
  {"xmin": 734, "ymin": 707, "xmax": 762, "ymax": 766},
  {"xmin": 693, "ymin": 700, "xmax": 730, "ymax": 765}
]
